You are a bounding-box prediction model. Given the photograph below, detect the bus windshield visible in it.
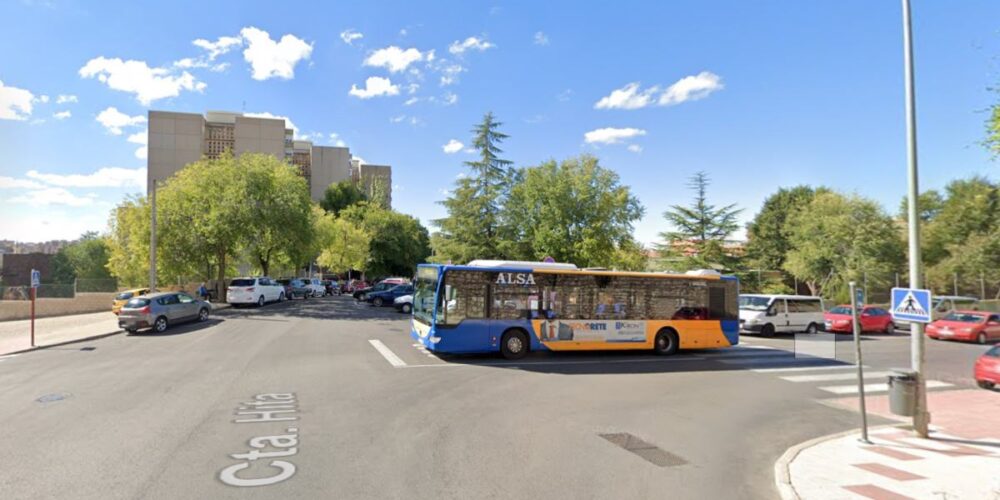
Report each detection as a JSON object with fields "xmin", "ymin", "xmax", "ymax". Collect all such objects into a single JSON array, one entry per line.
[{"xmin": 413, "ymin": 266, "xmax": 438, "ymax": 325}]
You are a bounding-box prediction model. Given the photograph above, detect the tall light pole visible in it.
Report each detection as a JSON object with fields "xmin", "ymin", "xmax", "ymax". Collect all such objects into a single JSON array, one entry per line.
[
  {"xmin": 149, "ymin": 181, "xmax": 157, "ymax": 291},
  {"xmin": 901, "ymin": 0, "xmax": 929, "ymax": 437}
]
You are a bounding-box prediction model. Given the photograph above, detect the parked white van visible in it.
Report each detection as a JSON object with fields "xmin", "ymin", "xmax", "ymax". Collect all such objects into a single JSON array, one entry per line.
[{"xmin": 739, "ymin": 294, "xmax": 825, "ymax": 336}]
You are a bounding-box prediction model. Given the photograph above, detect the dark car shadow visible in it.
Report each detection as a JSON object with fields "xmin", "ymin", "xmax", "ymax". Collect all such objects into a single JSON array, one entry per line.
[
  {"xmin": 127, "ymin": 318, "xmax": 224, "ymax": 337},
  {"xmin": 214, "ymin": 295, "xmax": 410, "ymax": 322}
]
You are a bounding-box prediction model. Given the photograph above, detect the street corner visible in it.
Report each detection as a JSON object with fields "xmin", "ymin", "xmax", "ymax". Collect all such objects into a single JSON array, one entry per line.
[{"xmin": 776, "ymin": 422, "xmax": 1000, "ymax": 500}]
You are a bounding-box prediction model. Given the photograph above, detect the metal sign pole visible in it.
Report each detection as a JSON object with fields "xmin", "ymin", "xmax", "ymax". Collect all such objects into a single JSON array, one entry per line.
[
  {"xmin": 850, "ymin": 281, "xmax": 870, "ymax": 443},
  {"xmin": 901, "ymin": 0, "xmax": 929, "ymax": 438},
  {"xmin": 30, "ymin": 285, "xmax": 36, "ymax": 347}
]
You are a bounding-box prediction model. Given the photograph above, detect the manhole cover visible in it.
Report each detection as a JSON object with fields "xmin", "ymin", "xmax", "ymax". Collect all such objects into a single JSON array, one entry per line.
[
  {"xmin": 599, "ymin": 432, "xmax": 687, "ymax": 467},
  {"xmin": 36, "ymin": 392, "xmax": 72, "ymax": 404}
]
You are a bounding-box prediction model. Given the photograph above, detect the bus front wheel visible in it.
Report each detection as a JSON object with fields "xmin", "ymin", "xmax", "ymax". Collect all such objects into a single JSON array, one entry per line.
[
  {"xmin": 653, "ymin": 329, "xmax": 679, "ymax": 356},
  {"xmin": 500, "ymin": 329, "xmax": 529, "ymax": 360}
]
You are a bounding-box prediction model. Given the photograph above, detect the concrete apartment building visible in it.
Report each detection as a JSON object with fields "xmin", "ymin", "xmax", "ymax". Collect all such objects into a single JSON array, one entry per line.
[{"xmin": 147, "ymin": 110, "xmax": 391, "ymax": 206}]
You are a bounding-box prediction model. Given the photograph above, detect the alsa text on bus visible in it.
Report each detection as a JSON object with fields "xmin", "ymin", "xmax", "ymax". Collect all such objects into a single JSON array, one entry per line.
[{"xmin": 495, "ymin": 272, "xmax": 536, "ymax": 285}]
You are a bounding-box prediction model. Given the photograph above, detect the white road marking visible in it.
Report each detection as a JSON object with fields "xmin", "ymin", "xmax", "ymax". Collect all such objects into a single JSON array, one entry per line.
[
  {"xmin": 0, "ymin": 354, "xmax": 19, "ymax": 362},
  {"xmin": 819, "ymin": 380, "xmax": 953, "ymax": 395},
  {"xmin": 738, "ymin": 345, "xmax": 777, "ymax": 349},
  {"xmin": 703, "ymin": 350, "xmax": 791, "ymax": 358},
  {"xmin": 368, "ymin": 339, "xmax": 407, "ymax": 367},
  {"xmin": 716, "ymin": 356, "xmax": 835, "ymax": 365},
  {"xmin": 752, "ymin": 364, "xmax": 861, "ymax": 373},
  {"xmin": 781, "ymin": 371, "xmax": 893, "ymax": 383}
]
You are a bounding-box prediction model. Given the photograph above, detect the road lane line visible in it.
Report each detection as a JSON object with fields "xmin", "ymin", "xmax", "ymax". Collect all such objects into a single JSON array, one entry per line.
[
  {"xmin": 819, "ymin": 380, "xmax": 953, "ymax": 394},
  {"xmin": 752, "ymin": 364, "xmax": 860, "ymax": 373},
  {"xmin": 368, "ymin": 339, "xmax": 407, "ymax": 367},
  {"xmin": 703, "ymin": 350, "xmax": 791, "ymax": 358},
  {"xmin": 781, "ymin": 371, "xmax": 893, "ymax": 383}
]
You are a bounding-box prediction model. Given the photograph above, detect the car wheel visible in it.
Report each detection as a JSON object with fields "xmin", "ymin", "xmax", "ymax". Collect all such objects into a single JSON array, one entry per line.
[
  {"xmin": 401, "ymin": 303, "xmax": 412, "ymax": 314},
  {"xmin": 806, "ymin": 323, "xmax": 819, "ymax": 335},
  {"xmin": 257, "ymin": 296, "xmax": 265, "ymax": 307},
  {"xmin": 153, "ymin": 316, "xmax": 168, "ymax": 333},
  {"xmin": 125, "ymin": 328, "xmax": 137, "ymax": 336},
  {"xmin": 198, "ymin": 308, "xmax": 209, "ymax": 322},
  {"xmin": 885, "ymin": 322, "xmax": 895, "ymax": 335},
  {"xmin": 977, "ymin": 380, "xmax": 995, "ymax": 390},
  {"xmin": 978, "ymin": 333, "xmax": 987, "ymax": 345},
  {"xmin": 373, "ymin": 297, "xmax": 384, "ymax": 307},
  {"xmin": 500, "ymin": 329, "xmax": 529, "ymax": 360},
  {"xmin": 279, "ymin": 292, "xmax": 285, "ymax": 302},
  {"xmin": 761, "ymin": 323, "xmax": 775, "ymax": 337},
  {"xmin": 653, "ymin": 328, "xmax": 680, "ymax": 356}
]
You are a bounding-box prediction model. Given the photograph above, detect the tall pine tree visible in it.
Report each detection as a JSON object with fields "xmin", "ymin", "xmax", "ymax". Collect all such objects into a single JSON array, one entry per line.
[
  {"xmin": 659, "ymin": 171, "xmax": 742, "ymax": 271},
  {"xmin": 434, "ymin": 112, "xmax": 513, "ymax": 263}
]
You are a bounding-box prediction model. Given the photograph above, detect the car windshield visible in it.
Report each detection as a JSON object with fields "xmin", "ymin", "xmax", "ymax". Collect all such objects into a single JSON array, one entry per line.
[
  {"xmin": 230, "ymin": 279, "xmax": 255, "ymax": 287},
  {"xmin": 125, "ymin": 298, "xmax": 150, "ymax": 308},
  {"xmin": 116, "ymin": 291, "xmax": 134, "ymax": 300},
  {"xmin": 829, "ymin": 306, "xmax": 852, "ymax": 315},
  {"xmin": 277, "ymin": 279, "xmax": 290, "ymax": 285},
  {"xmin": 941, "ymin": 313, "xmax": 985, "ymax": 323},
  {"xmin": 739, "ymin": 296, "xmax": 771, "ymax": 311}
]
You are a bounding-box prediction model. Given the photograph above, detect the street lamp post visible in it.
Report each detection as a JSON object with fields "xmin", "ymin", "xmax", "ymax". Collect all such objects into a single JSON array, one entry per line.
[
  {"xmin": 149, "ymin": 181, "xmax": 157, "ymax": 292},
  {"xmin": 901, "ymin": 0, "xmax": 930, "ymax": 437}
]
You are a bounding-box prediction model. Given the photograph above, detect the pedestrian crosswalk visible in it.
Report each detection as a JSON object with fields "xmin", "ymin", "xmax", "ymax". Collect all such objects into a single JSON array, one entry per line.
[{"xmin": 702, "ymin": 346, "xmax": 955, "ymax": 396}]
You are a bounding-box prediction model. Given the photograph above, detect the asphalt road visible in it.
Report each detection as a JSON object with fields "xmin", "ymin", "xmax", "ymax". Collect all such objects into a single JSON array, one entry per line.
[{"xmin": 0, "ymin": 296, "xmax": 991, "ymax": 499}]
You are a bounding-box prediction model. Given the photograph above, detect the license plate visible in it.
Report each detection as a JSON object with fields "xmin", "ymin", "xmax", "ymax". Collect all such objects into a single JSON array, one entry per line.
[{"xmin": 940, "ymin": 330, "xmax": 952, "ymax": 336}]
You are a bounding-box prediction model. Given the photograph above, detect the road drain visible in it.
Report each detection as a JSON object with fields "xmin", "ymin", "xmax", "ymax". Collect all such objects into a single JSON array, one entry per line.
[
  {"xmin": 36, "ymin": 392, "xmax": 72, "ymax": 404},
  {"xmin": 599, "ymin": 432, "xmax": 687, "ymax": 467}
]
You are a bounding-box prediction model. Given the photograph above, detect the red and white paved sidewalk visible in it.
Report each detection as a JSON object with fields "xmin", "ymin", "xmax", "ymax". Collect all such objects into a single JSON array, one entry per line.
[{"xmin": 777, "ymin": 389, "xmax": 1000, "ymax": 500}]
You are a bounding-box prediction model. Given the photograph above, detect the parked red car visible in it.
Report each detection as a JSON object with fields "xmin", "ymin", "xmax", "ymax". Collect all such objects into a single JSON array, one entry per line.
[
  {"xmin": 926, "ymin": 311, "xmax": 1000, "ymax": 344},
  {"xmin": 974, "ymin": 345, "xmax": 1000, "ymax": 389},
  {"xmin": 823, "ymin": 305, "xmax": 895, "ymax": 334}
]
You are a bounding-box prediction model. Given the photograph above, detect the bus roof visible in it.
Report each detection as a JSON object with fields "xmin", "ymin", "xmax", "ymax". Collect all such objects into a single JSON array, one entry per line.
[
  {"xmin": 741, "ymin": 294, "xmax": 822, "ymax": 300},
  {"xmin": 418, "ymin": 262, "xmax": 732, "ymax": 281}
]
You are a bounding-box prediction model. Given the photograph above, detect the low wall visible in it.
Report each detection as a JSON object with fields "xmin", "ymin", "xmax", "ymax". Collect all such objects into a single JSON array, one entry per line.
[{"xmin": 0, "ymin": 292, "xmax": 115, "ymax": 322}]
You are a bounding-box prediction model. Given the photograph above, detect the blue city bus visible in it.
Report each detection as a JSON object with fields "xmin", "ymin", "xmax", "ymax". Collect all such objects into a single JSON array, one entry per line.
[{"xmin": 411, "ymin": 260, "xmax": 739, "ymax": 359}]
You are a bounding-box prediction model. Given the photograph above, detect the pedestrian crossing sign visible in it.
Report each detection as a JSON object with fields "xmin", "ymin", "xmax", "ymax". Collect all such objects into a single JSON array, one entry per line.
[{"xmin": 890, "ymin": 287, "xmax": 932, "ymax": 323}]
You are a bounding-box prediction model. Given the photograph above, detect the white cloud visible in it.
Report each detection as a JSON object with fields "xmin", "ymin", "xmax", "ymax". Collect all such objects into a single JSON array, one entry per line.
[
  {"xmin": 442, "ymin": 92, "xmax": 458, "ymax": 106},
  {"xmin": 442, "ymin": 139, "xmax": 464, "ymax": 154},
  {"xmin": 659, "ymin": 71, "xmax": 723, "ymax": 106},
  {"xmin": 79, "ymin": 57, "xmax": 205, "ymax": 105},
  {"xmin": 0, "ymin": 80, "xmax": 37, "ymax": 121},
  {"xmin": 211, "ymin": 62, "xmax": 230, "ymax": 72},
  {"xmin": 594, "ymin": 82, "xmax": 659, "ymax": 110},
  {"xmin": 406, "ymin": 83, "xmax": 420, "ymax": 95},
  {"xmin": 328, "ymin": 132, "xmax": 346, "ymax": 147},
  {"xmin": 583, "ymin": 127, "xmax": 647, "ymax": 145},
  {"xmin": 557, "ymin": 89, "xmax": 573, "ymax": 102},
  {"xmin": 449, "ymin": 36, "xmax": 495, "ymax": 55},
  {"xmin": 389, "ymin": 115, "xmax": 406, "ymax": 123},
  {"xmin": 53, "ymin": 110, "xmax": 71, "ymax": 120},
  {"xmin": 7, "ymin": 187, "xmax": 94, "ymax": 207},
  {"xmin": 56, "ymin": 94, "xmax": 78, "ymax": 104},
  {"xmin": 594, "ymin": 72, "xmax": 724, "ymax": 111},
  {"xmin": 364, "ymin": 46, "xmax": 428, "ymax": 73},
  {"xmin": 244, "ymin": 111, "xmax": 298, "ymax": 134},
  {"xmin": 239, "ymin": 26, "xmax": 313, "ymax": 81},
  {"xmin": 404, "ymin": 97, "xmax": 419, "ymax": 106},
  {"xmin": 0, "ymin": 176, "xmax": 45, "ymax": 189},
  {"xmin": 128, "ymin": 130, "xmax": 148, "ymax": 159},
  {"xmin": 340, "ymin": 29, "xmax": 363, "ymax": 45},
  {"xmin": 25, "ymin": 167, "xmax": 147, "ymax": 188},
  {"xmin": 192, "ymin": 35, "xmax": 243, "ymax": 60},
  {"xmin": 438, "ymin": 63, "xmax": 464, "ymax": 86},
  {"xmin": 95, "ymin": 106, "xmax": 146, "ymax": 135},
  {"xmin": 533, "ymin": 32, "xmax": 549, "ymax": 46},
  {"xmin": 37, "ymin": 94, "xmax": 49, "ymax": 103},
  {"xmin": 349, "ymin": 76, "xmax": 400, "ymax": 99},
  {"xmin": 627, "ymin": 144, "xmax": 643, "ymax": 153}
]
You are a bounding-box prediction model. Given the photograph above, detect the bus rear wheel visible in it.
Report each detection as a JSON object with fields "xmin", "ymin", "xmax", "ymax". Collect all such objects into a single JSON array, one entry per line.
[
  {"xmin": 500, "ymin": 329, "xmax": 529, "ymax": 360},
  {"xmin": 653, "ymin": 328, "xmax": 679, "ymax": 356}
]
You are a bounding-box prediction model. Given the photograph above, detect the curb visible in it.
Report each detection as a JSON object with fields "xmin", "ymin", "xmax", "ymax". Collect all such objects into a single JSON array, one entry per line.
[
  {"xmin": 774, "ymin": 424, "xmax": 906, "ymax": 500},
  {"xmin": 2, "ymin": 329, "xmax": 123, "ymax": 356}
]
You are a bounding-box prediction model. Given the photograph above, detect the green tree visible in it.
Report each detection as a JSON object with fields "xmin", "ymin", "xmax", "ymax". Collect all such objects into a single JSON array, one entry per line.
[
  {"xmin": 784, "ymin": 192, "xmax": 904, "ymax": 298},
  {"xmin": 342, "ymin": 203, "xmax": 431, "ymax": 277},
  {"xmin": 106, "ymin": 195, "xmax": 151, "ymax": 287},
  {"xmin": 897, "ymin": 190, "xmax": 945, "ymax": 223},
  {"xmin": 435, "ymin": 112, "xmax": 513, "ymax": 263},
  {"xmin": 921, "ymin": 176, "xmax": 999, "ymax": 266},
  {"xmin": 502, "ymin": 155, "xmax": 645, "ymax": 268},
  {"xmin": 315, "ymin": 210, "xmax": 371, "ymax": 275},
  {"xmin": 745, "ymin": 186, "xmax": 826, "ymax": 271},
  {"xmin": 62, "ymin": 231, "xmax": 114, "ymax": 281},
  {"xmin": 986, "ymin": 98, "xmax": 1000, "ymax": 158},
  {"xmin": 242, "ymin": 154, "xmax": 315, "ymax": 276},
  {"xmin": 659, "ymin": 171, "xmax": 742, "ymax": 270},
  {"xmin": 321, "ymin": 179, "xmax": 367, "ymax": 215},
  {"xmin": 48, "ymin": 251, "xmax": 76, "ymax": 284}
]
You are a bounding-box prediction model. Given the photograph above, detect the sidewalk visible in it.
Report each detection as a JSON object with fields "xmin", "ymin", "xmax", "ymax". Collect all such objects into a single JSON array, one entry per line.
[
  {"xmin": 0, "ymin": 302, "xmax": 231, "ymax": 356},
  {"xmin": 777, "ymin": 389, "xmax": 1000, "ymax": 499}
]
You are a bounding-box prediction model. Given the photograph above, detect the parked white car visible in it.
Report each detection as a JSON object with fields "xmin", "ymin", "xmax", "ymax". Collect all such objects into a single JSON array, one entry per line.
[
  {"xmin": 739, "ymin": 294, "xmax": 825, "ymax": 336},
  {"xmin": 302, "ymin": 278, "xmax": 326, "ymax": 297},
  {"xmin": 394, "ymin": 294, "xmax": 413, "ymax": 314},
  {"xmin": 226, "ymin": 277, "xmax": 285, "ymax": 307}
]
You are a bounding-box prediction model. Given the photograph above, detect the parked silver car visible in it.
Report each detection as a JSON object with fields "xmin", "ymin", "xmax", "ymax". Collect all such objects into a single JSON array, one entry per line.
[{"xmin": 118, "ymin": 291, "xmax": 211, "ymax": 334}]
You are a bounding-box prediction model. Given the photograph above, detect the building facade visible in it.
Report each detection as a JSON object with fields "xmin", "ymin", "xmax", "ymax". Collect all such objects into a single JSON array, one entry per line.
[{"xmin": 147, "ymin": 110, "xmax": 391, "ymax": 206}]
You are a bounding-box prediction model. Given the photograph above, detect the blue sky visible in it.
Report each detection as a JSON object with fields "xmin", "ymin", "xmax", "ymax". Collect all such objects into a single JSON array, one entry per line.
[{"xmin": 1, "ymin": 0, "xmax": 998, "ymax": 244}]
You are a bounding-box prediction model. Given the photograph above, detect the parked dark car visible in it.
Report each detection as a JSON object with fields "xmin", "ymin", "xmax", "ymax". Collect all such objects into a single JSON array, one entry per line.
[
  {"xmin": 277, "ymin": 278, "xmax": 312, "ymax": 299},
  {"xmin": 353, "ymin": 279, "xmax": 408, "ymax": 301},
  {"xmin": 322, "ymin": 280, "xmax": 340, "ymax": 296},
  {"xmin": 366, "ymin": 284, "xmax": 415, "ymax": 307}
]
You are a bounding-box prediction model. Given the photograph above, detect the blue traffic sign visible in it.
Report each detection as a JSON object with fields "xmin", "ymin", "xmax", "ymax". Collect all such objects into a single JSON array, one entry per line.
[
  {"xmin": 30, "ymin": 269, "xmax": 41, "ymax": 288},
  {"xmin": 854, "ymin": 289, "xmax": 865, "ymax": 309},
  {"xmin": 891, "ymin": 287, "xmax": 932, "ymax": 323}
]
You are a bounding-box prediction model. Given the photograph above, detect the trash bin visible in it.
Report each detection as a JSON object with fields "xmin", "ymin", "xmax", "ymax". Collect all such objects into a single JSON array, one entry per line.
[{"xmin": 888, "ymin": 369, "xmax": 917, "ymax": 416}]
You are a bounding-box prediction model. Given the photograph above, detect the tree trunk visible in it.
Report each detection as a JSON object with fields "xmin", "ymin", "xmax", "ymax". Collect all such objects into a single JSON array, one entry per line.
[{"xmin": 216, "ymin": 250, "xmax": 227, "ymax": 301}]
